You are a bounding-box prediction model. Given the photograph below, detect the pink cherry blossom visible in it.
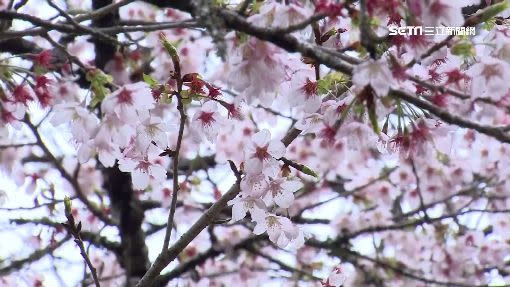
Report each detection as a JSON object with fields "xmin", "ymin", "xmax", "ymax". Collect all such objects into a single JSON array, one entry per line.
[
  {"xmin": 251, "ymin": 209, "xmax": 303, "ymax": 248},
  {"xmin": 282, "ymin": 69, "xmax": 322, "ymax": 113},
  {"xmin": 0, "ymin": 101, "xmax": 24, "ymax": 129},
  {"xmin": 101, "ymin": 82, "xmax": 155, "ymax": 123},
  {"xmin": 467, "ymin": 56, "xmax": 510, "ymax": 101},
  {"xmin": 421, "ymin": 0, "xmax": 464, "ymax": 28},
  {"xmin": 118, "ymin": 144, "xmax": 167, "ymax": 190},
  {"xmin": 136, "ymin": 115, "xmax": 169, "ymax": 151},
  {"xmin": 78, "ymin": 126, "xmax": 121, "ymax": 167},
  {"xmin": 249, "ymin": 2, "xmax": 313, "ymax": 29},
  {"xmin": 190, "ymin": 101, "xmax": 227, "ymax": 142},
  {"xmin": 228, "ymin": 195, "xmax": 266, "ymax": 222},
  {"xmin": 323, "ymin": 264, "xmax": 347, "ymax": 287},
  {"xmin": 244, "ymin": 129, "xmax": 286, "ymax": 177},
  {"xmin": 5, "ymin": 2, "xmax": 510, "ymax": 287},
  {"xmin": 51, "ymin": 102, "xmax": 99, "ymax": 143},
  {"xmin": 226, "ymin": 37, "xmax": 286, "ymax": 106},
  {"xmin": 262, "ymin": 176, "xmax": 302, "ymax": 208},
  {"xmin": 352, "ymin": 58, "xmax": 395, "ymax": 97}
]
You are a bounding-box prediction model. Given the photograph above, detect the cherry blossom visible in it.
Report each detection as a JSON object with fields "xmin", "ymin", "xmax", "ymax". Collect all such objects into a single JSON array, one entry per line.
[
  {"xmin": 101, "ymin": 82, "xmax": 155, "ymax": 123},
  {"xmin": 0, "ymin": 101, "xmax": 24, "ymax": 129},
  {"xmin": 262, "ymin": 176, "xmax": 302, "ymax": 208},
  {"xmin": 251, "ymin": 209, "xmax": 304, "ymax": 248},
  {"xmin": 190, "ymin": 100, "xmax": 226, "ymax": 142},
  {"xmin": 323, "ymin": 264, "xmax": 347, "ymax": 287},
  {"xmin": 249, "ymin": 1, "xmax": 313, "ymax": 29},
  {"xmin": 51, "ymin": 103, "xmax": 99, "ymax": 143},
  {"xmin": 244, "ymin": 129, "xmax": 286, "ymax": 177},
  {"xmin": 78, "ymin": 139, "xmax": 118, "ymax": 168},
  {"xmin": 225, "ymin": 37, "xmax": 286, "ymax": 105},
  {"xmin": 352, "ymin": 58, "xmax": 395, "ymax": 97},
  {"xmin": 136, "ymin": 115, "xmax": 169, "ymax": 151},
  {"xmin": 421, "ymin": 0, "xmax": 465, "ymax": 27},
  {"xmin": 467, "ymin": 56, "xmax": 510, "ymax": 101},
  {"xmin": 3, "ymin": 1, "xmax": 510, "ymax": 287},
  {"xmin": 228, "ymin": 195, "xmax": 266, "ymax": 222},
  {"xmin": 118, "ymin": 144, "xmax": 167, "ymax": 190},
  {"xmin": 282, "ymin": 69, "xmax": 322, "ymax": 113}
]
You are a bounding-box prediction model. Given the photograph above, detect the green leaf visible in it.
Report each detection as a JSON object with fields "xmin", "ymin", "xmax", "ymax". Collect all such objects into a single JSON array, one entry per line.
[
  {"xmin": 451, "ymin": 42, "xmax": 475, "ymax": 58},
  {"xmin": 301, "ymin": 165, "xmax": 319, "ymax": 179},
  {"xmin": 142, "ymin": 73, "xmax": 158, "ymax": 87},
  {"xmin": 64, "ymin": 196, "xmax": 72, "ymax": 217},
  {"xmin": 483, "ymin": 17, "xmax": 497, "ymax": 31},
  {"xmin": 251, "ymin": 1, "xmax": 263, "ymax": 13},
  {"xmin": 477, "ymin": 0, "xmax": 509, "ymax": 23},
  {"xmin": 212, "ymin": 0, "xmax": 226, "ymax": 6},
  {"xmin": 181, "ymin": 96, "xmax": 192, "ymax": 105},
  {"xmin": 160, "ymin": 34, "xmax": 178, "ymax": 57},
  {"xmin": 368, "ymin": 16, "xmax": 380, "ymax": 27},
  {"xmin": 0, "ymin": 65, "xmax": 13, "ymax": 82},
  {"xmin": 87, "ymin": 69, "xmax": 113, "ymax": 108},
  {"xmin": 353, "ymin": 102, "xmax": 365, "ymax": 117},
  {"xmin": 190, "ymin": 176, "xmax": 201, "ymax": 185},
  {"xmin": 317, "ymin": 72, "xmax": 349, "ymax": 94},
  {"xmin": 159, "ymin": 33, "xmax": 180, "ymax": 66},
  {"xmin": 161, "ymin": 93, "xmax": 172, "ymax": 104},
  {"xmin": 320, "ymin": 28, "xmax": 338, "ymax": 43}
]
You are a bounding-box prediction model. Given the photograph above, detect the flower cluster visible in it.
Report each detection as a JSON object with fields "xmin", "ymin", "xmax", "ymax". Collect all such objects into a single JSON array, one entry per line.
[
  {"xmin": 229, "ymin": 129, "xmax": 304, "ymax": 248},
  {"xmin": 3, "ymin": 0, "xmax": 510, "ymax": 287}
]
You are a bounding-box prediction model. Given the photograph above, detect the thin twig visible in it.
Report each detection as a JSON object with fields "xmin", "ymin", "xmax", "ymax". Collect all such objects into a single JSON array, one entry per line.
[
  {"xmin": 161, "ymin": 38, "xmax": 186, "ymax": 253},
  {"xmin": 62, "ymin": 197, "xmax": 101, "ymax": 287}
]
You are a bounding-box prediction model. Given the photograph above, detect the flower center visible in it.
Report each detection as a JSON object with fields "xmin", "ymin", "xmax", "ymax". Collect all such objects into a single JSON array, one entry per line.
[
  {"xmin": 254, "ymin": 144, "xmax": 270, "ymax": 160},
  {"xmin": 481, "ymin": 64, "xmax": 502, "ymax": 81},
  {"xmin": 198, "ymin": 111, "xmax": 215, "ymax": 126},
  {"xmin": 136, "ymin": 160, "xmax": 151, "ymax": 173},
  {"xmin": 301, "ymin": 78, "xmax": 317, "ymax": 98},
  {"xmin": 268, "ymin": 181, "xmax": 283, "ymax": 197},
  {"xmin": 117, "ymin": 88, "xmax": 133, "ymax": 105}
]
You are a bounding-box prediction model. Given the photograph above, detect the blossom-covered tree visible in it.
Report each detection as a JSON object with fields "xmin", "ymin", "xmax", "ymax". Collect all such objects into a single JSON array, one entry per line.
[{"xmin": 1, "ymin": 0, "xmax": 510, "ymax": 286}]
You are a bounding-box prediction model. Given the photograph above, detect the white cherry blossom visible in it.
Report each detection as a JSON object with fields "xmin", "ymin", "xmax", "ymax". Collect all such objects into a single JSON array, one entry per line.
[
  {"xmin": 244, "ymin": 129, "xmax": 286, "ymax": 177},
  {"xmin": 467, "ymin": 56, "xmax": 510, "ymax": 101},
  {"xmin": 190, "ymin": 101, "xmax": 226, "ymax": 142},
  {"xmin": 118, "ymin": 144, "xmax": 167, "ymax": 190},
  {"xmin": 228, "ymin": 195, "xmax": 266, "ymax": 222},
  {"xmin": 262, "ymin": 177, "xmax": 302, "ymax": 208},
  {"xmin": 136, "ymin": 115, "xmax": 169, "ymax": 151},
  {"xmin": 101, "ymin": 82, "xmax": 155, "ymax": 123},
  {"xmin": 352, "ymin": 58, "xmax": 395, "ymax": 97},
  {"xmin": 251, "ymin": 209, "xmax": 303, "ymax": 248}
]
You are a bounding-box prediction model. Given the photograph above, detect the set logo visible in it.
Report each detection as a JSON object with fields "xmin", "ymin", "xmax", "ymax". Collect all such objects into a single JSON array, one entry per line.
[{"xmin": 388, "ymin": 25, "xmax": 476, "ymax": 36}]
